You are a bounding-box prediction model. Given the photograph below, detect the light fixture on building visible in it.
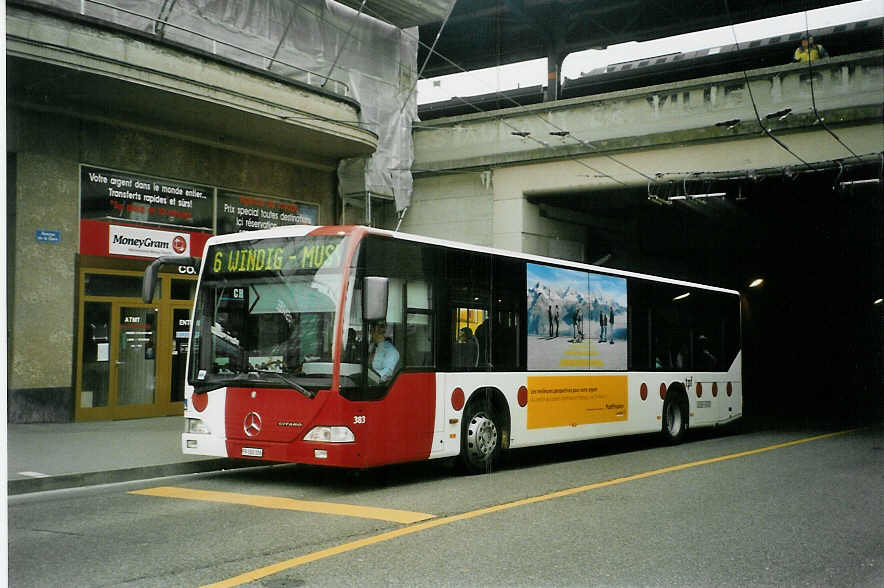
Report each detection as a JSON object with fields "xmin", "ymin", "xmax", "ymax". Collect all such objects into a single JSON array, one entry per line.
[
  {"xmin": 673, "ymin": 292, "xmax": 691, "ymax": 301},
  {"xmin": 592, "ymin": 253, "xmax": 612, "ymax": 266},
  {"xmin": 670, "ymin": 192, "xmax": 725, "ymax": 202},
  {"xmin": 647, "ymin": 195, "xmax": 672, "ymax": 206},
  {"xmin": 840, "ymin": 178, "xmax": 880, "ymax": 188},
  {"xmin": 549, "ymin": 131, "xmax": 570, "ymax": 137},
  {"xmin": 874, "ymin": 298, "xmax": 883, "ymax": 306},
  {"xmin": 748, "ymin": 278, "xmax": 764, "ymax": 288},
  {"xmin": 715, "ymin": 118, "xmax": 741, "ymax": 129},
  {"xmin": 765, "ymin": 107, "xmax": 792, "ymax": 121},
  {"xmin": 511, "ymin": 131, "xmax": 530, "ymax": 137}
]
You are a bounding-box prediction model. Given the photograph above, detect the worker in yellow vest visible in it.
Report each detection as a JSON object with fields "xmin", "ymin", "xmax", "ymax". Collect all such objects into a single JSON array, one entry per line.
[{"xmin": 794, "ymin": 34, "xmax": 829, "ymax": 62}]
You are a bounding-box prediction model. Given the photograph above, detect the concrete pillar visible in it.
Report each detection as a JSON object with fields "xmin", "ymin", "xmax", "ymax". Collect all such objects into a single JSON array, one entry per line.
[{"xmin": 546, "ymin": 50, "xmax": 566, "ymax": 102}]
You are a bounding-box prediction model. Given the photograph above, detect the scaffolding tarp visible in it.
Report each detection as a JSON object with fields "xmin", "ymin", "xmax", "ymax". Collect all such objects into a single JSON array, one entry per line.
[{"xmin": 35, "ymin": 0, "xmax": 422, "ymax": 211}]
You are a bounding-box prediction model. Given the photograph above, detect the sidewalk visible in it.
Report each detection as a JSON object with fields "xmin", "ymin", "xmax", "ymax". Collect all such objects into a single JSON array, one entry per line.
[{"xmin": 6, "ymin": 416, "xmax": 254, "ymax": 495}]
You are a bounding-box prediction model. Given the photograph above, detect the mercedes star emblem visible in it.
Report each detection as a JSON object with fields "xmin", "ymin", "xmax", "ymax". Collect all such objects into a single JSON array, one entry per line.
[{"xmin": 243, "ymin": 411, "xmax": 262, "ymax": 437}]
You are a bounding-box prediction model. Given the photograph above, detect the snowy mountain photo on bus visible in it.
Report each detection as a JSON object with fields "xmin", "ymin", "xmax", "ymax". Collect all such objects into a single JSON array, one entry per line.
[{"xmin": 526, "ymin": 263, "xmax": 627, "ymax": 371}]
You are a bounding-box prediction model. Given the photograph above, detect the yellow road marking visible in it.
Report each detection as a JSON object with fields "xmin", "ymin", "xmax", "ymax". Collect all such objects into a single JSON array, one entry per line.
[
  {"xmin": 204, "ymin": 429, "xmax": 855, "ymax": 588},
  {"xmin": 129, "ymin": 487, "xmax": 434, "ymax": 524}
]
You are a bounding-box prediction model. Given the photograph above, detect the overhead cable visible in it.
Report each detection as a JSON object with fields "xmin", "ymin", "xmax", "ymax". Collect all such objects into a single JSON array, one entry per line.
[
  {"xmin": 356, "ymin": 2, "xmax": 654, "ymax": 183},
  {"xmin": 722, "ymin": 0, "xmax": 818, "ymax": 172},
  {"xmin": 802, "ymin": 4, "xmax": 863, "ymax": 162},
  {"xmin": 399, "ymin": 0, "xmax": 459, "ymax": 114},
  {"xmin": 447, "ymin": 96, "xmax": 625, "ymax": 185}
]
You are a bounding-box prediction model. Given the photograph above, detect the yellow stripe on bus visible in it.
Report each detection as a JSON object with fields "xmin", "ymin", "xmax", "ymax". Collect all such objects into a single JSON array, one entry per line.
[
  {"xmin": 130, "ymin": 487, "xmax": 435, "ymax": 524},
  {"xmin": 559, "ymin": 359, "xmax": 605, "ymax": 367}
]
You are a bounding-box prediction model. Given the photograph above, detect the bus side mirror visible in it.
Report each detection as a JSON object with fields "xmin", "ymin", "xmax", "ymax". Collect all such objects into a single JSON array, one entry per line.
[
  {"xmin": 142, "ymin": 256, "xmax": 200, "ymax": 303},
  {"xmin": 363, "ymin": 277, "xmax": 389, "ymax": 322}
]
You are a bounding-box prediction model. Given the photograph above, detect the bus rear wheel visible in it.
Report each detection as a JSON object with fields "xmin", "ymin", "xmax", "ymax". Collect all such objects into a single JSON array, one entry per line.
[
  {"xmin": 461, "ymin": 404, "xmax": 502, "ymax": 474},
  {"xmin": 662, "ymin": 388, "xmax": 688, "ymax": 444}
]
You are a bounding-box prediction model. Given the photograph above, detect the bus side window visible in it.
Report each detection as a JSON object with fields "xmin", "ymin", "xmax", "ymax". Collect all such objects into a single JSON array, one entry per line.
[
  {"xmin": 443, "ymin": 249, "xmax": 491, "ymax": 371},
  {"xmin": 405, "ymin": 279, "xmax": 433, "ymax": 368},
  {"xmin": 491, "ymin": 256, "xmax": 525, "ymax": 371},
  {"xmin": 452, "ymin": 308, "xmax": 482, "ymax": 369}
]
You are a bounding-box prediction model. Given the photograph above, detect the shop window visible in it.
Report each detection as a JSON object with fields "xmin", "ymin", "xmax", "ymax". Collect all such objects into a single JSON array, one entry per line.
[
  {"xmin": 80, "ymin": 301, "xmax": 110, "ymax": 408},
  {"xmin": 85, "ymin": 274, "xmax": 157, "ymax": 299},
  {"xmin": 117, "ymin": 307, "xmax": 157, "ymax": 406},
  {"xmin": 171, "ymin": 279, "xmax": 196, "ymax": 300}
]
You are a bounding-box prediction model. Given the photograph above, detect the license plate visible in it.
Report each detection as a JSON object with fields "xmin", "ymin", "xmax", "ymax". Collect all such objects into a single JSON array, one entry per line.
[{"xmin": 241, "ymin": 447, "xmax": 263, "ymax": 457}]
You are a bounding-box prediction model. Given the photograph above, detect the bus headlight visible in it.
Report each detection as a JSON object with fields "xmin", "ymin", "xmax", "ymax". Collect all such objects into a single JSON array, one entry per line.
[
  {"xmin": 185, "ymin": 418, "xmax": 210, "ymax": 435},
  {"xmin": 303, "ymin": 426, "xmax": 355, "ymax": 443}
]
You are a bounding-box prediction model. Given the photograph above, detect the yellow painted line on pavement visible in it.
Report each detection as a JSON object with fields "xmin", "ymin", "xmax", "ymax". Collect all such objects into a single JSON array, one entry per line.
[
  {"xmin": 204, "ymin": 428, "xmax": 856, "ymax": 588},
  {"xmin": 129, "ymin": 487, "xmax": 434, "ymax": 524}
]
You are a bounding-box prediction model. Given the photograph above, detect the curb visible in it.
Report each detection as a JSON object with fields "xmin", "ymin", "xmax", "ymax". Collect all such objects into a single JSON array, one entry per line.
[{"xmin": 8, "ymin": 458, "xmax": 263, "ymax": 495}]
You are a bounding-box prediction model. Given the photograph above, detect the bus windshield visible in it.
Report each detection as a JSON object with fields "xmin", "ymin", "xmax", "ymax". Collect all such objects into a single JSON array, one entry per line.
[{"xmin": 188, "ymin": 235, "xmax": 349, "ymax": 395}]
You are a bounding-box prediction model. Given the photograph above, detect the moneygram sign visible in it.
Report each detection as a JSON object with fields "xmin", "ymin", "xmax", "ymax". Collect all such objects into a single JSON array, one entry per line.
[{"xmin": 108, "ymin": 225, "xmax": 190, "ymax": 258}]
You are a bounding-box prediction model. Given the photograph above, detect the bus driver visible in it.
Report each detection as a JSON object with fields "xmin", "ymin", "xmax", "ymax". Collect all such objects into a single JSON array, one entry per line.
[{"xmin": 368, "ymin": 321, "xmax": 399, "ymax": 383}]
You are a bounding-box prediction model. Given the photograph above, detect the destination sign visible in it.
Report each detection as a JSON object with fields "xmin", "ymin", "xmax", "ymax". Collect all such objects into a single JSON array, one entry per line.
[{"xmin": 207, "ymin": 237, "xmax": 345, "ymax": 275}]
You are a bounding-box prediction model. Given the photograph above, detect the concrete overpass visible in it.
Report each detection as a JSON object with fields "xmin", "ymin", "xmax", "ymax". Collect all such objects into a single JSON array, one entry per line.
[{"xmin": 405, "ymin": 49, "xmax": 882, "ymax": 279}]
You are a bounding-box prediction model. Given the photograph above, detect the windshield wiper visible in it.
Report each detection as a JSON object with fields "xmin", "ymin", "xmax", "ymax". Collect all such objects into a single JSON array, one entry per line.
[
  {"xmin": 193, "ymin": 381, "xmax": 226, "ymax": 394},
  {"xmin": 192, "ymin": 371, "xmax": 316, "ymax": 398},
  {"xmin": 247, "ymin": 370, "xmax": 316, "ymax": 399}
]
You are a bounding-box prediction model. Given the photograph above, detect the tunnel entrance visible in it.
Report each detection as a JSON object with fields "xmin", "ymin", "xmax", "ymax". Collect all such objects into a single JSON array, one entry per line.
[{"xmin": 530, "ymin": 159, "xmax": 883, "ymax": 424}]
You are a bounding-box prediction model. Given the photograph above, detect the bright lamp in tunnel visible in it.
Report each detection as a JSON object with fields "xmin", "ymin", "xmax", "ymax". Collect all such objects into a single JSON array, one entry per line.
[{"xmin": 749, "ymin": 278, "xmax": 764, "ymax": 288}]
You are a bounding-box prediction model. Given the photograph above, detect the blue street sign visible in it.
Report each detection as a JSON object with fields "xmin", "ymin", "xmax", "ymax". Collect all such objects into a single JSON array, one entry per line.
[{"xmin": 36, "ymin": 230, "xmax": 62, "ymax": 243}]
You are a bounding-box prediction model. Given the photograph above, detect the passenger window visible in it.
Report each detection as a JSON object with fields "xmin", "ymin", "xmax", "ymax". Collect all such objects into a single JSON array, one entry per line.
[
  {"xmin": 443, "ymin": 249, "xmax": 491, "ymax": 370},
  {"xmin": 405, "ymin": 279, "xmax": 433, "ymax": 368},
  {"xmin": 452, "ymin": 307, "xmax": 483, "ymax": 369}
]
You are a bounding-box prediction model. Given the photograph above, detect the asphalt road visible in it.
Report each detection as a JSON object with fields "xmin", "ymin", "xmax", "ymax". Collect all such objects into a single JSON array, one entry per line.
[{"xmin": 8, "ymin": 423, "xmax": 883, "ymax": 587}]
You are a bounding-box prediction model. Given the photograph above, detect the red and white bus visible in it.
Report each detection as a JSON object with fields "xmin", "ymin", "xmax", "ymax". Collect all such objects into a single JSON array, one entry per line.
[{"xmin": 145, "ymin": 225, "xmax": 742, "ymax": 473}]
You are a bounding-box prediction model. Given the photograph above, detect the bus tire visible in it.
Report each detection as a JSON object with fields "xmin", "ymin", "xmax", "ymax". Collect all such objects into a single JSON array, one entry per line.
[
  {"xmin": 662, "ymin": 385, "xmax": 689, "ymax": 444},
  {"xmin": 461, "ymin": 401, "xmax": 502, "ymax": 474}
]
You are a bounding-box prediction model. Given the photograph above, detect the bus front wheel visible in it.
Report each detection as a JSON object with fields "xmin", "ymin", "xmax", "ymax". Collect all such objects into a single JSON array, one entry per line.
[
  {"xmin": 662, "ymin": 387, "xmax": 689, "ymax": 444},
  {"xmin": 461, "ymin": 403, "xmax": 502, "ymax": 474}
]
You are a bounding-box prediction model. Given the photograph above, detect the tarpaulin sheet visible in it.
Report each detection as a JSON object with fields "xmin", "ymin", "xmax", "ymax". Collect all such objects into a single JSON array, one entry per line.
[{"xmin": 37, "ymin": 0, "xmax": 423, "ymax": 211}]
